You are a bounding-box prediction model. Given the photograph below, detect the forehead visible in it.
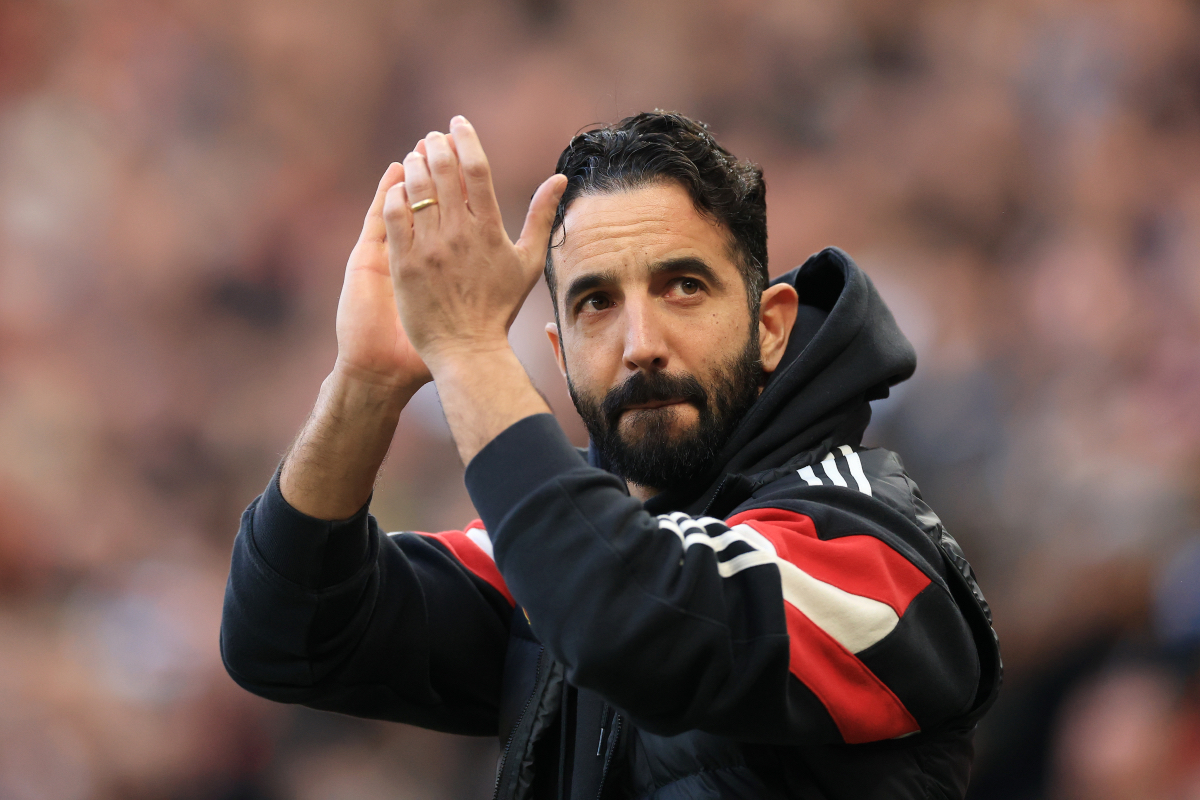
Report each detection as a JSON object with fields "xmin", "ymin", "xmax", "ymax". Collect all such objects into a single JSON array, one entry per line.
[{"xmin": 551, "ymin": 182, "xmax": 737, "ymax": 288}]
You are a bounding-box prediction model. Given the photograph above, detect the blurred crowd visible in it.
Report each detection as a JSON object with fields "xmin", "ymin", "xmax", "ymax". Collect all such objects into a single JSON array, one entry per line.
[{"xmin": 0, "ymin": 0, "xmax": 1197, "ymax": 797}]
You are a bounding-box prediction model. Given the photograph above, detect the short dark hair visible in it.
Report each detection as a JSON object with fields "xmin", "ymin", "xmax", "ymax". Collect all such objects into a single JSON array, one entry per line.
[{"xmin": 545, "ymin": 111, "xmax": 768, "ymax": 321}]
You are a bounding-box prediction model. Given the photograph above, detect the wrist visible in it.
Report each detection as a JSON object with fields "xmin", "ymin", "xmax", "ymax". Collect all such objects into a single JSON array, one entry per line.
[
  {"xmin": 329, "ymin": 358, "xmax": 426, "ymax": 406},
  {"xmin": 421, "ymin": 337, "xmax": 514, "ymax": 377},
  {"xmin": 429, "ymin": 345, "xmax": 552, "ymax": 466}
]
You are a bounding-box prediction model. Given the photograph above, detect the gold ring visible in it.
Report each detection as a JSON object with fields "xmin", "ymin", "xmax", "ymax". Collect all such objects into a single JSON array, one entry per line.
[{"xmin": 410, "ymin": 198, "xmax": 438, "ymax": 212}]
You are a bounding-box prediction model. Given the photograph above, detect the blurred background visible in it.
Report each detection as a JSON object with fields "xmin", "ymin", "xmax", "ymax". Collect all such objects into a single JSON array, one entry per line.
[{"xmin": 0, "ymin": 0, "xmax": 1198, "ymax": 797}]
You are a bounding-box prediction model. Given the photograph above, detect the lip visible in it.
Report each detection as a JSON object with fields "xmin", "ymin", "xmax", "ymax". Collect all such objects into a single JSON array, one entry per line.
[{"xmin": 622, "ymin": 399, "xmax": 688, "ymax": 412}]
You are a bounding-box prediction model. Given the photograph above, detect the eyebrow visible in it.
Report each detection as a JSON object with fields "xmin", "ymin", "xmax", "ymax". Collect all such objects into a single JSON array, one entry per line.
[
  {"xmin": 648, "ymin": 256, "xmax": 727, "ymax": 292},
  {"xmin": 562, "ymin": 256, "xmax": 728, "ymax": 315},
  {"xmin": 563, "ymin": 269, "xmax": 622, "ymax": 314}
]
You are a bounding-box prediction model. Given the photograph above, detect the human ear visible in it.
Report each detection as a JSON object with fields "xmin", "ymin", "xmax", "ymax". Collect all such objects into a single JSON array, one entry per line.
[
  {"xmin": 758, "ymin": 283, "xmax": 799, "ymax": 374},
  {"xmin": 545, "ymin": 322, "xmax": 568, "ymax": 377}
]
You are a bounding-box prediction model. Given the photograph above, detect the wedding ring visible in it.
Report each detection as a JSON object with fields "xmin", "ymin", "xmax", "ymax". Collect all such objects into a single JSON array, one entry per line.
[{"xmin": 409, "ymin": 198, "xmax": 438, "ymax": 212}]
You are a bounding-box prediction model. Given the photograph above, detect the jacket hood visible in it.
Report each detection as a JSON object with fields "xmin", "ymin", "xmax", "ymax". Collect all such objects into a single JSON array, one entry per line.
[{"xmin": 638, "ymin": 247, "xmax": 917, "ymax": 515}]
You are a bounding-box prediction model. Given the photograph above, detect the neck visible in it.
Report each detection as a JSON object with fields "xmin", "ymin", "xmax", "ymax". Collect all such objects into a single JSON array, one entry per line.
[{"xmin": 627, "ymin": 481, "xmax": 660, "ymax": 503}]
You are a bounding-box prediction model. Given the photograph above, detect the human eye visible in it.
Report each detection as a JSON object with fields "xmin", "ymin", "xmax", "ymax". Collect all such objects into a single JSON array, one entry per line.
[
  {"xmin": 576, "ymin": 293, "xmax": 613, "ymax": 314},
  {"xmin": 667, "ymin": 276, "xmax": 705, "ymax": 298}
]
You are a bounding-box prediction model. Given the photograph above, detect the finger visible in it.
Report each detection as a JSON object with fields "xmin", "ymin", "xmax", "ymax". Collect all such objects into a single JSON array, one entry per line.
[
  {"xmin": 360, "ymin": 162, "xmax": 404, "ymax": 246},
  {"xmin": 449, "ymin": 116, "xmax": 502, "ymax": 222},
  {"xmin": 444, "ymin": 125, "xmax": 470, "ymax": 202},
  {"xmin": 402, "ymin": 149, "xmax": 440, "ymax": 234},
  {"xmin": 423, "ymin": 131, "xmax": 466, "ymax": 221},
  {"xmin": 515, "ymin": 174, "xmax": 569, "ymax": 266},
  {"xmin": 382, "ymin": 180, "xmax": 413, "ymax": 255},
  {"xmin": 415, "ymin": 135, "xmax": 464, "ymax": 196},
  {"xmin": 419, "ymin": 135, "xmax": 460, "ymax": 159}
]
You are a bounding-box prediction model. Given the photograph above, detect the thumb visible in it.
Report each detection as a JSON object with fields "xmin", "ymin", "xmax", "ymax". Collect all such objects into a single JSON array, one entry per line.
[{"xmin": 515, "ymin": 174, "xmax": 568, "ymax": 263}]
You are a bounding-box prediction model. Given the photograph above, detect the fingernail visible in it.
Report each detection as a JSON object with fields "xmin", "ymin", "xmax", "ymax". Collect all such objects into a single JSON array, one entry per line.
[
  {"xmin": 427, "ymin": 130, "xmax": 442, "ymax": 139},
  {"xmin": 451, "ymin": 115, "xmax": 468, "ymax": 127}
]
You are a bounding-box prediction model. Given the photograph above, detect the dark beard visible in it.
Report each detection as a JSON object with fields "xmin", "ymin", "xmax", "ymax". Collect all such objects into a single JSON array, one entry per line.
[{"xmin": 567, "ymin": 329, "xmax": 763, "ymax": 494}]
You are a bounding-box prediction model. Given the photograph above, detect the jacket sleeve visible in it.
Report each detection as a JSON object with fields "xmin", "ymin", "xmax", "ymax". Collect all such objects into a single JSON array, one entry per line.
[
  {"xmin": 464, "ymin": 414, "xmax": 981, "ymax": 745},
  {"xmin": 219, "ymin": 471, "xmax": 515, "ymax": 736}
]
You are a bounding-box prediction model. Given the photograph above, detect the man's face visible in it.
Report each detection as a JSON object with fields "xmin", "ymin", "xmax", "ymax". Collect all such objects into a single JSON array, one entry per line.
[{"xmin": 546, "ymin": 182, "xmax": 764, "ymax": 494}]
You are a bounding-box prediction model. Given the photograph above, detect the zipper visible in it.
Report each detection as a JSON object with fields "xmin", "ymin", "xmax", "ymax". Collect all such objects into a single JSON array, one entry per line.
[
  {"xmin": 595, "ymin": 702, "xmax": 610, "ymax": 756},
  {"xmin": 700, "ymin": 472, "xmax": 758, "ymax": 518},
  {"xmin": 493, "ymin": 652, "xmax": 543, "ymax": 800},
  {"xmin": 700, "ymin": 474, "xmax": 731, "ymax": 517},
  {"xmin": 594, "ymin": 713, "xmax": 622, "ymax": 800}
]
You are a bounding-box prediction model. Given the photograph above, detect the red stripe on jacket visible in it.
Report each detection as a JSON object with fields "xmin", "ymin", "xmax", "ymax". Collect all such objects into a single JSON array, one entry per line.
[
  {"xmin": 728, "ymin": 507, "xmax": 930, "ymax": 615},
  {"xmin": 785, "ymin": 604, "xmax": 920, "ymax": 742},
  {"xmin": 727, "ymin": 507, "xmax": 928, "ymax": 741},
  {"xmin": 419, "ymin": 521, "xmax": 514, "ymax": 606}
]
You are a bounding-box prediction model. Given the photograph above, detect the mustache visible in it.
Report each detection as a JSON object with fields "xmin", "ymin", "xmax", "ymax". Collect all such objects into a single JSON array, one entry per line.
[{"xmin": 601, "ymin": 370, "xmax": 708, "ymax": 426}]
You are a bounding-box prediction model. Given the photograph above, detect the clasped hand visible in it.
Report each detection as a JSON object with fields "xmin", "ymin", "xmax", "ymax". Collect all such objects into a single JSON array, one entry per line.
[{"xmin": 382, "ymin": 116, "xmax": 568, "ymax": 373}]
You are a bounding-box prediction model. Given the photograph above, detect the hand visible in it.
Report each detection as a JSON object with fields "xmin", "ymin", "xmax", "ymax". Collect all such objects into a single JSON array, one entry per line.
[
  {"xmin": 334, "ymin": 162, "xmax": 433, "ymax": 391},
  {"xmin": 382, "ymin": 116, "xmax": 568, "ymax": 370}
]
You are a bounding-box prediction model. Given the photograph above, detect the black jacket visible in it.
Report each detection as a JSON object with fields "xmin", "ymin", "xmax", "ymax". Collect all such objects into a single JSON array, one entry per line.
[{"xmin": 221, "ymin": 248, "xmax": 1001, "ymax": 799}]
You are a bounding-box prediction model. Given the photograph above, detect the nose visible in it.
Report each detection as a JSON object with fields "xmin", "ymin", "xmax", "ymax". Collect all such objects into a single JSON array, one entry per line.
[{"xmin": 622, "ymin": 298, "xmax": 669, "ymax": 373}]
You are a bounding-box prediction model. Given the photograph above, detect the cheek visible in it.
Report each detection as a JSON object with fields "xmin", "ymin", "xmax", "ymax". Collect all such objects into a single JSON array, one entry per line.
[
  {"xmin": 676, "ymin": 309, "xmax": 749, "ymax": 362},
  {"xmin": 565, "ymin": 317, "xmax": 626, "ymax": 364},
  {"xmin": 562, "ymin": 337, "xmax": 618, "ymax": 398}
]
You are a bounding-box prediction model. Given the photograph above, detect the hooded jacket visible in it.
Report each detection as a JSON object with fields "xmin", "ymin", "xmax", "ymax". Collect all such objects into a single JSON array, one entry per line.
[{"xmin": 221, "ymin": 248, "xmax": 1001, "ymax": 799}]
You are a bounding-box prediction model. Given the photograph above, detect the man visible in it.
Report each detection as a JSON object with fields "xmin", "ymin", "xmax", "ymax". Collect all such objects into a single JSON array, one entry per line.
[{"xmin": 221, "ymin": 111, "xmax": 1000, "ymax": 799}]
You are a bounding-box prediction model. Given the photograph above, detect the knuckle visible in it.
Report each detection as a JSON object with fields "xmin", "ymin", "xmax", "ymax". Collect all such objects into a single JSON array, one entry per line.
[
  {"xmin": 382, "ymin": 199, "xmax": 406, "ymax": 223},
  {"xmin": 462, "ymin": 159, "xmax": 490, "ymax": 180},
  {"xmin": 428, "ymin": 153, "xmax": 456, "ymax": 174},
  {"xmin": 423, "ymin": 241, "xmax": 448, "ymax": 262},
  {"xmin": 447, "ymin": 233, "xmax": 469, "ymax": 256}
]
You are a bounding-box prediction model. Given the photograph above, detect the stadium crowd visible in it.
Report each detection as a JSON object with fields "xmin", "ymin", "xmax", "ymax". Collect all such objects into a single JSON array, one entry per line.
[{"xmin": 0, "ymin": 0, "xmax": 1197, "ymax": 797}]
